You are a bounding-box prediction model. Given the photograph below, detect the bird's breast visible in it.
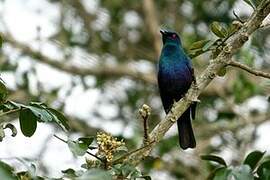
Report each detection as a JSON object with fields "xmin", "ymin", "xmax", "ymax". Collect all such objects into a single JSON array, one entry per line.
[{"xmin": 158, "ymin": 61, "xmax": 192, "ymax": 95}]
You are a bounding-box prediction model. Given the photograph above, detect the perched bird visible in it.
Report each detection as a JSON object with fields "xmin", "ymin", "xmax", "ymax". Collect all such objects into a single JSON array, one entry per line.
[{"xmin": 158, "ymin": 29, "xmax": 196, "ymax": 149}]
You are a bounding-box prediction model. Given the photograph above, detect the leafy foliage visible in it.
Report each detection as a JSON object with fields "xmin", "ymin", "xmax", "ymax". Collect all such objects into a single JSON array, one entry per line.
[
  {"xmin": 67, "ymin": 136, "xmax": 94, "ymax": 156},
  {"xmin": 203, "ymin": 151, "xmax": 270, "ymax": 179},
  {"xmin": 0, "ymin": 161, "xmax": 17, "ymax": 180},
  {"xmin": 0, "ymin": 79, "xmax": 8, "ymax": 104},
  {"xmin": 0, "ymin": 96, "xmax": 70, "ymax": 138},
  {"xmin": 201, "ymin": 155, "xmax": 227, "ymax": 167},
  {"xmin": 243, "ymin": 151, "xmax": 266, "ymax": 170},
  {"xmin": 210, "ymin": 21, "xmax": 227, "ymax": 38}
]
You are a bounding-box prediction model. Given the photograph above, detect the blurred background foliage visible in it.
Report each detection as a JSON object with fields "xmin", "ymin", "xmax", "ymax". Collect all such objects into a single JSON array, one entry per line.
[{"xmin": 0, "ymin": 0, "xmax": 270, "ymax": 179}]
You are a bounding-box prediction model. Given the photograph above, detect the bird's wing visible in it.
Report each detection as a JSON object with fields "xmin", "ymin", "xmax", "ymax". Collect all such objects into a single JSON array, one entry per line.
[{"xmin": 158, "ymin": 70, "xmax": 174, "ymax": 114}]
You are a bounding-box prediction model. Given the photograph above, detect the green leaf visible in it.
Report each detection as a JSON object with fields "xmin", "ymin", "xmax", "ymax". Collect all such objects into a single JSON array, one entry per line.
[
  {"xmin": 210, "ymin": 22, "xmax": 227, "ymax": 38},
  {"xmin": 217, "ymin": 67, "xmax": 227, "ymax": 76},
  {"xmin": 46, "ymin": 108, "xmax": 70, "ymax": 131},
  {"xmin": 62, "ymin": 168, "xmax": 78, "ymax": 178},
  {"xmin": 130, "ymin": 170, "xmax": 141, "ymax": 179},
  {"xmin": 257, "ymin": 160, "xmax": 270, "ymax": 178},
  {"xmin": 78, "ymin": 137, "xmax": 94, "ymax": 147},
  {"xmin": 0, "ymin": 35, "xmax": 2, "ymax": 48},
  {"xmin": 78, "ymin": 169, "xmax": 112, "ymax": 180},
  {"xmin": 188, "ymin": 49, "xmax": 205, "ymax": 58},
  {"xmin": 0, "ymin": 161, "xmax": 17, "ymax": 180},
  {"xmin": 189, "ymin": 40, "xmax": 210, "ymax": 50},
  {"xmin": 231, "ymin": 165, "xmax": 254, "ymax": 180},
  {"xmin": 189, "ymin": 39, "xmax": 218, "ymax": 58},
  {"xmin": 261, "ymin": 168, "xmax": 270, "ymax": 180},
  {"xmin": 244, "ymin": 150, "xmax": 265, "ymax": 170},
  {"xmin": 4, "ymin": 123, "xmax": 17, "ymax": 137},
  {"xmin": 0, "ymin": 80, "xmax": 8, "ymax": 104},
  {"xmin": 3, "ymin": 101, "xmax": 21, "ymax": 110},
  {"xmin": 213, "ymin": 167, "xmax": 231, "ymax": 180},
  {"xmin": 67, "ymin": 139, "xmax": 88, "ymax": 156},
  {"xmin": 27, "ymin": 105, "xmax": 53, "ymax": 122},
  {"xmin": 0, "ymin": 126, "xmax": 5, "ymax": 141},
  {"xmin": 19, "ymin": 108, "xmax": 38, "ymax": 137},
  {"xmin": 207, "ymin": 167, "xmax": 226, "ymax": 180},
  {"xmin": 111, "ymin": 164, "xmax": 122, "ymax": 175},
  {"xmin": 121, "ymin": 164, "xmax": 136, "ymax": 177},
  {"xmin": 201, "ymin": 155, "xmax": 227, "ymax": 166},
  {"xmin": 111, "ymin": 163, "xmax": 139, "ymax": 178},
  {"xmin": 227, "ymin": 23, "xmax": 238, "ymax": 35},
  {"xmin": 202, "ymin": 40, "xmax": 217, "ymax": 51}
]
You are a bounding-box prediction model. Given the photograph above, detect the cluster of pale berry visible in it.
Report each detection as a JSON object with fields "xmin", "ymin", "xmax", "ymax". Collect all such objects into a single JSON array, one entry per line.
[{"xmin": 96, "ymin": 132, "xmax": 125, "ymax": 162}]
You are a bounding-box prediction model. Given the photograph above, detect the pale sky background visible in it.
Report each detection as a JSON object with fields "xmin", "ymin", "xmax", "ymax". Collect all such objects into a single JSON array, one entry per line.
[{"xmin": 0, "ymin": 0, "xmax": 269, "ymax": 178}]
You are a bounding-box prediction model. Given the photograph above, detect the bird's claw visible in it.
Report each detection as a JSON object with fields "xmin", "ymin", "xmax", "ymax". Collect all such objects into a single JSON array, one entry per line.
[
  {"xmin": 170, "ymin": 116, "xmax": 177, "ymax": 122},
  {"xmin": 193, "ymin": 82, "xmax": 198, "ymax": 90},
  {"xmin": 192, "ymin": 98, "xmax": 201, "ymax": 103}
]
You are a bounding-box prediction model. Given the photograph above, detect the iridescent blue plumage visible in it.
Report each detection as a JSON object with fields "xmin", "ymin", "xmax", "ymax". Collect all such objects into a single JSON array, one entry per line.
[{"xmin": 158, "ymin": 30, "xmax": 196, "ymax": 149}]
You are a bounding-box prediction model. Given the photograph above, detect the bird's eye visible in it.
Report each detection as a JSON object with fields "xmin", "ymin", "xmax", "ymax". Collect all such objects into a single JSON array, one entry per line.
[{"xmin": 172, "ymin": 34, "xmax": 176, "ymax": 39}]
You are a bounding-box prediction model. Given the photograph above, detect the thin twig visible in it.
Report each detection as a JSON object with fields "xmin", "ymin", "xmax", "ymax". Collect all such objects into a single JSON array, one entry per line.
[
  {"xmin": 139, "ymin": 104, "xmax": 151, "ymax": 144},
  {"xmin": 53, "ymin": 134, "xmax": 67, "ymax": 143},
  {"xmin": 2, "ymin": 33, "xmax": 156, "ymax": 84},
  {"xmin": 143, "ymin": 116, "xmax": 149, "ymax": 143},
  {"xmin": 227, "ymin": 60, "xmax": 270, "ymax": 79},
  {"xmin": 86, "ymin": 150, "xmax": 104, "ymax": 162},
  {"xmin": 233, "ymin": 10, "xmax": 245, "ymax": 23},
  {"xmin": 0, "ymin": 108, "xmax": 21, "ymax": 117},
  {"xmin": 112, "ymin": 140, "xmax": 155, "ymax": 164}
]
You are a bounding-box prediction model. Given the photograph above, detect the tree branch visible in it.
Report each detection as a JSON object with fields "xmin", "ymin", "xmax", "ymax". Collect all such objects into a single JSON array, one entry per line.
[
  {"xmin": 126, "ymin": 0, "xmax": 270, "ymax": 165},
  {"xmin": 142, "ymin": 0, "xmax": 161, "ymax": 57},
  {"xmin": 196, "ymin": 112, "xmax": 270, "ymax": 139},
  {"xmin": 227, "ymin": 60, "xmax": 270, "ymax": 79},
  {"xmin": 2, "ymin": 34, "xmax": 156, "ymax": 84},
  {"xmin": 4, "ymin": 33, "xmax": 266, "ymax": 99}
]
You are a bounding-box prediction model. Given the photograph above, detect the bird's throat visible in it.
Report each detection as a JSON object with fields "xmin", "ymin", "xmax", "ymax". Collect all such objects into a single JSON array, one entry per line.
[{"xmin": 162, "ymin": 43, "xmax": 181, "ymax": 57}]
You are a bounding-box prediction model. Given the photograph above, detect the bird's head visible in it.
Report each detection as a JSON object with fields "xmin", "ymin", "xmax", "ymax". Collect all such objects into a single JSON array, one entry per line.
[{"xmin": 160, "ymin": 29, "xmax": 182, "ymax": 45}]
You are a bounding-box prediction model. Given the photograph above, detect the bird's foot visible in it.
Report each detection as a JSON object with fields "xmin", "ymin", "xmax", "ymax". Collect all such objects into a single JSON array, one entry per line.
[
  {"xmin": 192, "ymin": 80, "xmax": 198, "ymax": 90},
  {"xmin": 169, "ymin": 111, "xmax": 178, "ymax": 122},
  {"xmin": 170, "ymin": 116, "xmax": 177, "ymax": 122}
]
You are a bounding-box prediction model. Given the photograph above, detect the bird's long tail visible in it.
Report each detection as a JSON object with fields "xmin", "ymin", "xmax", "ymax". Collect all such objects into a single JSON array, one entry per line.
[{"xmin": 177, "ymin": 106, "xmax": 196, "ymax": 149}]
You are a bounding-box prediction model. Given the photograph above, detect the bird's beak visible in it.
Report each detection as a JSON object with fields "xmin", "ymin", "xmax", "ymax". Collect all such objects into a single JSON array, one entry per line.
[{"xmin": 160, "ymin": 29, "xmax": 167, "ymax": 35}]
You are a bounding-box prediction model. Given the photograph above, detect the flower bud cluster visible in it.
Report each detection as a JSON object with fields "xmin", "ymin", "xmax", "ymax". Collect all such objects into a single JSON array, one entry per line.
[
  {"xmin": 96, "ymin": 132, "xmax": 125, "ymax": 162},
  {"xmin": 139, "ymin": 104, "xmax": 151, "ymax": 119}
]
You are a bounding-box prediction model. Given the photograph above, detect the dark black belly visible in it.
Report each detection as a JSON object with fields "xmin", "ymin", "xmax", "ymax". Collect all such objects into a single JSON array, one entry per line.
[{"xmin": 158, "ymin": 66, "xmax": 192, "ymax": 113}]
